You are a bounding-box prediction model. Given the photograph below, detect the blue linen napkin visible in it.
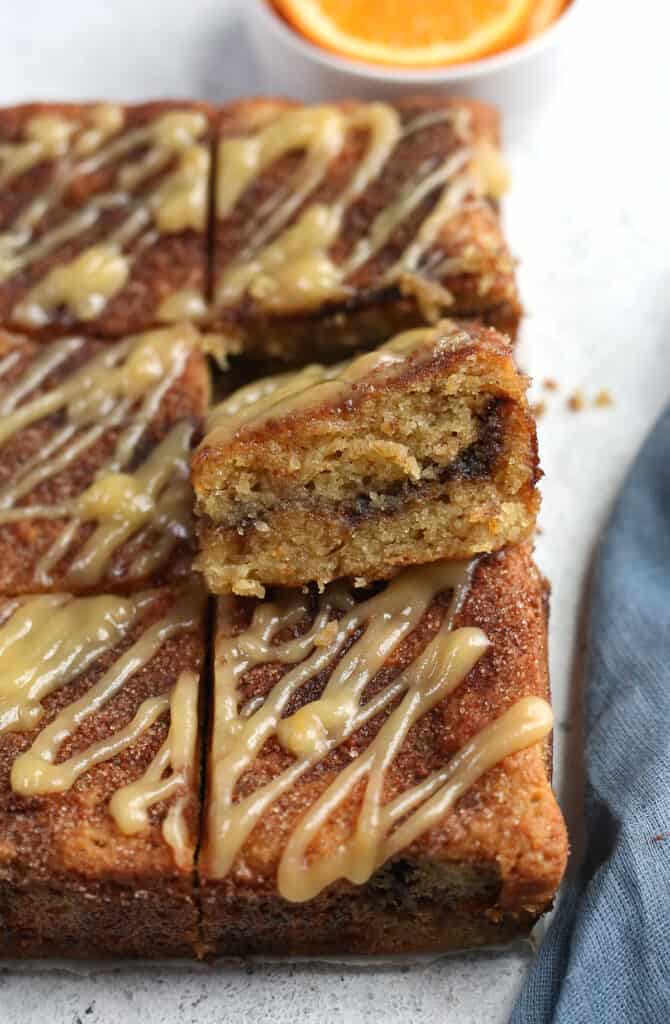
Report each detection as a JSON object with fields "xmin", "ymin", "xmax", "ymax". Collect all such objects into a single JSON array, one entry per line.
[{"xmin": 512, "ymin": 405, "xmax": 670, "ymax": 1023}]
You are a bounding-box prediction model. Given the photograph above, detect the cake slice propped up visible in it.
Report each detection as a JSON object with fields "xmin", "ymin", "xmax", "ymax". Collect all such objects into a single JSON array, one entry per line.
[{"xmin": 192, "ymin": 320, "xmax": 540, "ymax": 596}]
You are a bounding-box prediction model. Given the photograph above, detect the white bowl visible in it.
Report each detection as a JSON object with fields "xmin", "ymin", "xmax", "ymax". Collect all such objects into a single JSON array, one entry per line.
[{"xmin": 244, "ymin": 0, "xmax": 580, "ymax": 125}]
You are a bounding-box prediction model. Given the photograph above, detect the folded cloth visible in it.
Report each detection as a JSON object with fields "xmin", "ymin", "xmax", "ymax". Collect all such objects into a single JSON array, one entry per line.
[{"xmin": 512, "ymin": 404, "xmax": 670, "ymax": 1023}]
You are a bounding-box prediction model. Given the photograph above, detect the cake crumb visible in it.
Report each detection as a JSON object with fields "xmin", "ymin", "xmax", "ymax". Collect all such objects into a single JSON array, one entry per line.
[
  {"xmin": 232, "ymin": 578, "xmax": 265, "ymax": 599},
  {"xmin": 593, "ymin": 389, "xmax": 614, "ymax": 408},
  {"xmin": 543, "ymin": 378, "xmax": 558, "ymax": 392},
  {"xmin": 201, "ymin": 332, "xmax": 234, "ymax": 368},
  {"xmin": 567, "ymin": 390, "xmax": 585, "ymax": 412},
  {"xmin": 531, "ymin": 401, "xmax": 546, "ymax": 419}
]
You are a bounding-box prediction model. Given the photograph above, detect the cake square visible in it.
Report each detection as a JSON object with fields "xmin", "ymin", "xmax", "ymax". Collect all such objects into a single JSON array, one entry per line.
[
  {"xmin": 212, "ymin": 96, "xmax": 520, "ymax": 363},
  {"xmin": 198, "ymin": 545, "xmax": 567, "ymax": 957},
  {"xmin": 0, "ymin": 581, "xmax": 206, "ymax": 959},
  {"xmin": 0, "ymin": 323, "xmax": 210, "ymax": 595},
  {"xmin": 192, "ymin": 320, "xmax": 540, "ymax": 596},
  {"xmin": 0, "ymin": 101, "xmax": 212, "ymax": 338}
]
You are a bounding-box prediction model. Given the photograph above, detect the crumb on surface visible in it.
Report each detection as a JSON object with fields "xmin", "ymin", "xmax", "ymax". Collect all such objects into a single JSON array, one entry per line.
[
  {"xmin": 567, "ymin": 390, "xmax": 585, "ymax": 412},
  {"xmin": 531, "ymin": 401, "xmax": 546, "ymax": 419},
  {"xmin": 593, "ymin": 389, "xmax": 614, "ymax": 408},
  {"xmin": 542, "ymin": 378, "xmax": 558, "ymax": 392}
]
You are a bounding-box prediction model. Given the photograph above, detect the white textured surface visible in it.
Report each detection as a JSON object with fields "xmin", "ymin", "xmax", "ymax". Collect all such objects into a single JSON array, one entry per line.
[{"xmin": 0, "ymin": 1, "xmax": 668, "ymax": 1020}]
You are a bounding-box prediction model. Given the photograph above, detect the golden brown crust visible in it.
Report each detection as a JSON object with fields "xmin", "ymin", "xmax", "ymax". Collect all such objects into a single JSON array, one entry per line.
[
  {"xmin": 200, "ymin": 322, "xmax": 522, "ymax": 446},
  {"xmin": 0, "ymin": 101, "xmax": 213, "ymax": 339},
  {"xmin": 199, "ymin": 891, "xmax": 539, "ymax": 959},
  {"xmin": 0, "ymin": 327, "xmax": 210, "ymax": 594},
  {"xmin": 198, "ymin": 544, "xmax": 568, "ymax": 957},
  {"xmin": 0, "ymin": 584, "xmax": 207, "ymax": 959},
  {"xmin": 212, "ymin": 96, "xmax": 520, "ymax": 362}
]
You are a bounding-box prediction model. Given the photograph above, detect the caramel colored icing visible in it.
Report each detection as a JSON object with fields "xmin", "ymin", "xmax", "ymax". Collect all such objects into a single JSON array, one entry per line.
[
  {"xmin": 471, "ymin": 139, "xmax": 510, "ymax": 200},
  {"xmin": 0, "ymin": 324, "xmax": 202, "ymax": 588},
  {"xmin": 109, "ymin": 668, "xmax": 199, "ymax": 870},
  {"xmin": 157, "ymin": 288, "xmax": 208, "ymax": 323},
  {"xmin": 215, "ymin": 103, "xmax": 502, "ymax": 313},
  {"xmin": 205, "ymin": 560, "xmax": 553, "ymax": 901},
  {"xmin": 201, "ymin": 321, "xmax": 469, "ymax": 448},
  {"xmin": 0, "ymin": 592, "xmax": 140, "ymax": 734},
  {"xmin": 0, "ymin": 105, "xmax": 209, "ymax": 326},
  {"xmin": 12, "ymin": 243, "xmax": 130, "ymax": 327},
  {"xmin": 2, "ymin": 582, "xmax": 203, "ymax": 865}
]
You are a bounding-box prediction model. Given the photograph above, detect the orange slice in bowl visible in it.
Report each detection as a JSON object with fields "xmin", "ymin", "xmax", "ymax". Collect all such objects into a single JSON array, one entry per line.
[
  {"xmin": 526, "ymin": 0, "xmax": 570, "ymax": 37},
  {"xmin": 273, "ymin": 0, "xmax": 537, "ymax": 67}
]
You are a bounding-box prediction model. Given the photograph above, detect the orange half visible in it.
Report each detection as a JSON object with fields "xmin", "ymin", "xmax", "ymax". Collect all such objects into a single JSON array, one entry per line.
[
  {"xmin": 526, "ymin": 0, "xmax": 570, "ymax": 37},
  {"xmin": 274, "ymin": 0, "xmax": 538, "ymax": 67}
]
